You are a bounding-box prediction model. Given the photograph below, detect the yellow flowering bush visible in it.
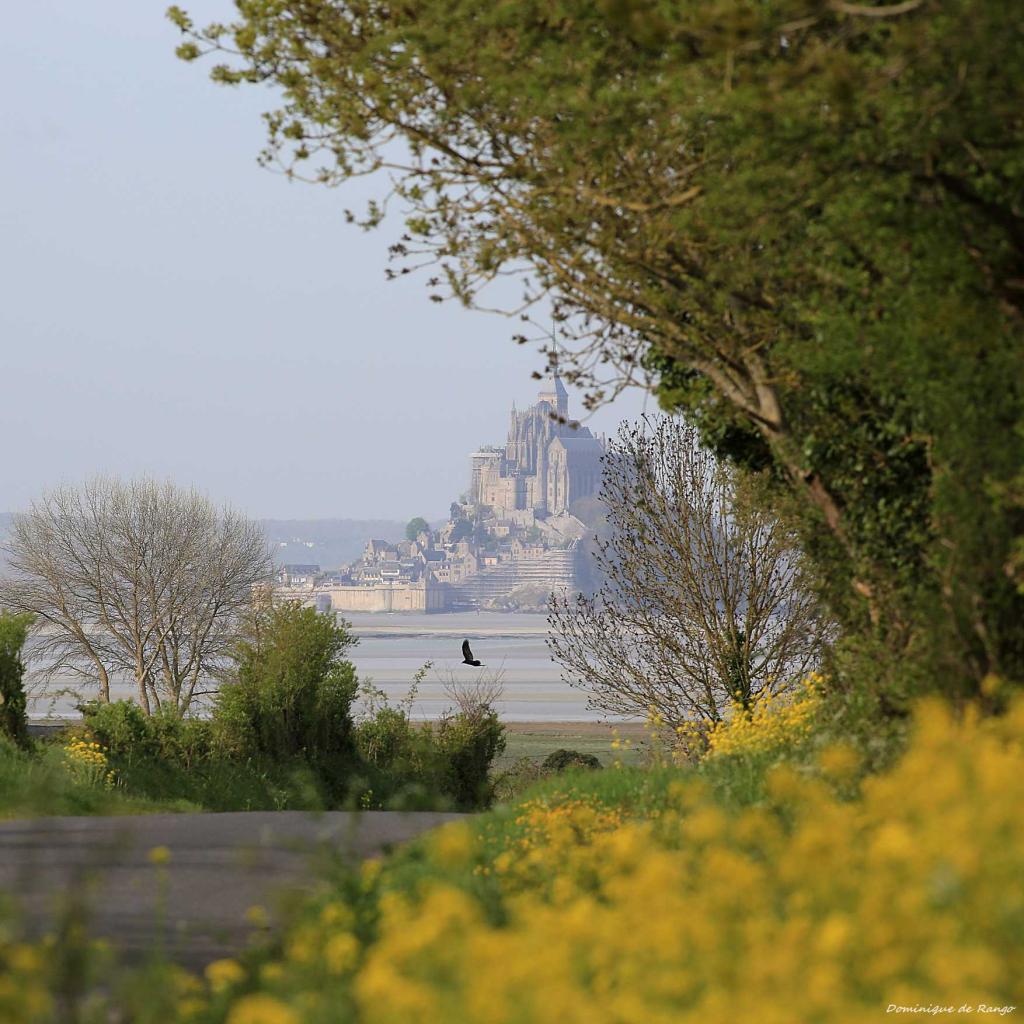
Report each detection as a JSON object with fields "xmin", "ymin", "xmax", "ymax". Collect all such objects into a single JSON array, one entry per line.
[
  {"xmin": 148, "ymin": 844, "xmax": 173, "ymax": 867},
  {"xmin": 225, "ymin": 993, "xmax": 300, "ymax": 1024},
  {"xmin": 706, "ymin": 673, "xmax": 823, "ymax": 759},
  {"xmin": 485, "ymin": 797, "xmax": 626, "ymax": 898},
  {"xmin": 342, "ymin": 697, "xmax": 1024, "ymax": 1023},
  {"xmin": 206, "ymin": 957, "xmax": 247, "ymax": 994},
  {"xmin": 62, "ymin": 737, "xmax": 116, "ymax": 788},
  {"xmin": 0, "ymin": 925, "xmax": 123, "ymax": 1023},
  {"xmin": 0, "ymin": 941, "xmax": 52, "ymax": 1023}
]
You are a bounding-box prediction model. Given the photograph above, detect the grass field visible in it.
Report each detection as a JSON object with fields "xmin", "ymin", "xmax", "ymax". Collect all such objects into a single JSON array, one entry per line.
[
  {"xmin": 498, "ymin": 721, "xmax": 646, "ymax": 769},
  {"xmin": 0, "ymin": 735, "xmax": 195, "ymax": 818}
]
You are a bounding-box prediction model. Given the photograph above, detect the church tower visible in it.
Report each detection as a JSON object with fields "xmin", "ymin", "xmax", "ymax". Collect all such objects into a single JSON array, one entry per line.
[
  {"xmin": 468, "ymin": 374, "xmax": 603, "ymax": 518},
  {"xmin": 536, "ymin": 374, "xmax": 569, "ymax": 420}
]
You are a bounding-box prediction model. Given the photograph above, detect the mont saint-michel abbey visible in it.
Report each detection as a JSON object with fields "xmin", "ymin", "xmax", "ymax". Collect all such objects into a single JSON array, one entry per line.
[
  {"xmin": 277, "ymin": 379, "xmax": 606, "ymax": 613},
  {"xmin": 471, "ymin": 376, "xmax": 605, "ymax": 518}
]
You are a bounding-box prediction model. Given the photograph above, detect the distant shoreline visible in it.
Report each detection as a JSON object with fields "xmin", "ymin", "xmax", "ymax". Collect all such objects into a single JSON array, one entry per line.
[
  {"xmin": 340, "ymin": 609, "xmax": 551, "ymax": 638},
  {"xmin": 29, "ymin": 719, "xmax": 645, "ymax": 736},
  {"xmin": 26, "ymin": 610, "xmax": 602, "ymax": 723},
  {"xmin": 348, "ymin": 626, "xmax": 549, "ymax": 639}
]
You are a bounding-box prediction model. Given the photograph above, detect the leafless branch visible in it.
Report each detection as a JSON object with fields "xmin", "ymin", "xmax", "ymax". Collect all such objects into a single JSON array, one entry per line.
[
  {"xmin": 437, "ymin": 665, "xmax": 505, "ymax": 719},
  {"xmin": 0, "ymin": 477, "xmax": 273, "ymax": 715},
  {"xmin": 548, "ymin": 416, "xmax": 833, "ymax": 735}
]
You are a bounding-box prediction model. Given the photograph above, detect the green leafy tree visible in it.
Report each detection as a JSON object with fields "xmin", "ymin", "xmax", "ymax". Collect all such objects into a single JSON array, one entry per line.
[
  {"xmin": 215, "ymin": 602, "xmax": 359, "ymax": 766},
  {"xmin": 542, "ymin": 749, "xmax": 602, "ymax": 773},
  {"xmin": 449, "ymin": 519, "xmax": 473, "ymax": 544},
  {"xmin": 405, "ymin": 517, "xmax": 430, "ymax": 542},
  {"xmin": 0, "ymin": 613, "xmax": 33, "ymax": 748},
  {"xmin": 170, "ymin": 1, "xmax": 1024, "ymax": 704}
]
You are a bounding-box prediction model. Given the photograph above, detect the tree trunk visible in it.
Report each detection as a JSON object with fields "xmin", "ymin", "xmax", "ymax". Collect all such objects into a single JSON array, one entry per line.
[
  {"xmin": 136, "ymin": 667, "xmax": 151, "ymax": 715},
  {"xmin": 97, "ymin": 664, "xmax": 111, "ymax": 704}
]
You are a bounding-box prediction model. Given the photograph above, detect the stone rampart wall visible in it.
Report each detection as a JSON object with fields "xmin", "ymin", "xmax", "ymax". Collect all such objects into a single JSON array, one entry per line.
[{"xmin": 322, "ymin": 582, "xmax": 448, "ymax": 613}]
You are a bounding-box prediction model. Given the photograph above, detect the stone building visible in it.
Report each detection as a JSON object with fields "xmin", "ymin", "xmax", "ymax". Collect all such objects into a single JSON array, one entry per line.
[{"xmin": 470, "ymin": 376, "xmax": 605, "ymax": 517}]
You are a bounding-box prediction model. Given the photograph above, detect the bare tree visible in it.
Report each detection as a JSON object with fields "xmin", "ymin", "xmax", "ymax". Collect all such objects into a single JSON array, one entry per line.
[
  {"xmin": 548, "ymin": 417, "xmax": 831, "ymax": 733},
  {"xmin": 0, "ymin": 478, "xmax": 273, "ymax": 715},
  {"xmin": 439, "ymin": 666, "xmax": 505, "ymax": 719}
]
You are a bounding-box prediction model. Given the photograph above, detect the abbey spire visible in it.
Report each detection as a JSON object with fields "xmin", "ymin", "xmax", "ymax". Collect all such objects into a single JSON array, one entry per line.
[{"xmin": 469, "ymin": 381, "xmax": 603, "ymax": 517}]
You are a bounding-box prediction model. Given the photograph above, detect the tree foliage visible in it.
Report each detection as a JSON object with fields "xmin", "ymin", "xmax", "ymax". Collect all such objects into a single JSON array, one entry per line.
[
  {"xmin": 405, "ymin": 517, "xmax": 430, "ymax": 542},
  {"xmin": 449, "ymin": 519, "xmax": 473, "ymax": 544},
  {"xmin": 215, "ymin": 601, "xmax": 359, "ymax": 765},
  {"xmin": 170, "ymin": 0, "xmax": 1024, "ymax": 699},
  {"xmin": 355, "ymin": 667, "xmax": 507, "ymax": 810},
  {"xmin": 0, "ymin": 612, "xmax": 33, "ymax": 748}
]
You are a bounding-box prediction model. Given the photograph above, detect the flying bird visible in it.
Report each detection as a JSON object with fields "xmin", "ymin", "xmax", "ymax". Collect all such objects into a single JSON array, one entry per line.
[{"xmin": 461, "ymin": 639, "xmax": 483, "ymax": 667}]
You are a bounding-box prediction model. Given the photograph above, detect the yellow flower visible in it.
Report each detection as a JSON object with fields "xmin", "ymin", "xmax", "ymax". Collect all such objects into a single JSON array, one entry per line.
[
  {"xmin": 686, "ymin": 805, "xmax": 729, "ymax": 844},
  {"xmin": 324, "ymin": 931, "xmax": 360, "ymax": 974},
  {"xmin": 225, "ymin": 994, "xmax": 299, "ymax": 1024},
  {"xmin": 178, "ymin": 996, "xmax": 208, "ymax": 1020},
  {"xmin": 980, "ymin": 673, "xmax": 1002, "ymax": 697},
  {"xmin": 260, "ymin": 963, "xmax": 284, "ymax": 984},
  {"xmin": 707, "ymin": 675, "xmax": 822, "ymax": 759},
  {"xmin": 360, "ymin": 859, "xmax": 382, "ymax": 890},
  {"xmin": 319, "ymin": 901, "xmax": 354, "ymax": 928},
  {"xmin": 5, "ymin": 944, "xmax": 41, "ymax": 974},
  {"xmin": 818, "ymin": 743, "xmax": 860, "ymax": 781},
  {"xmin": 869, "ymin": 822, "xmax": 915, "ymax": 861},
  {"xmin": 205, "ymin": 957, "xmax": 245, "ymax": 993},
  {"xmin": 245, "ymin": 904, "xmax": 270, "ymax": 928},
  {"xmin": 284, "ymin": 927, "xmax": 318, "ymax": 966},
  {"xmin": 816, "ymin": 913, "xmax": 852, "ymax": 955},
  {"xmin": 148, "ymin": 691, "xmax": 1024, "ymax": 1024},
  {"xmin": 147, "ymin": 845, "xmax": 172, "ymax": 867},
  {"xmin": 429, "ymin": 821, "xmax": 477, "ymax": 868}
]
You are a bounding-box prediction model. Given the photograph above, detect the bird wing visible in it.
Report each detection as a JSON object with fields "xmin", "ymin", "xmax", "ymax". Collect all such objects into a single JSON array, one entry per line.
[{"xmin": 462, "ymin": 639, "xmax": 473, "ymax": 661}]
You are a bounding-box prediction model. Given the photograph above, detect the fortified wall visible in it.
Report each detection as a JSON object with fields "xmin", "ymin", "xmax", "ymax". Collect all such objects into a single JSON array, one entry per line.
[{"xmin": 322, "ymin": 580, "xmax": 448, "ymax": 613}]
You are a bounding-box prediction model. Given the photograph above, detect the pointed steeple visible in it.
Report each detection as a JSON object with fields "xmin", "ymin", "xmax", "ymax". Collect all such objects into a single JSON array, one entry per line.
[{"xmin": 537, "ymin": 373, "xmax": 569, "ymax": 418}]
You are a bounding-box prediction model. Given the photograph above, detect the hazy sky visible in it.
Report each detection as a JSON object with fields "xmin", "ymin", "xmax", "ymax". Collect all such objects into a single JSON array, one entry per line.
[{"xmin": 0, "ymin": 3, "xmax": 648, "ymax": 521}]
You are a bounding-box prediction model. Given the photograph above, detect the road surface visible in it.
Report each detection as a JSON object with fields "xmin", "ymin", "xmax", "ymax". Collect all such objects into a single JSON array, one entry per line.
[{"xmin": 0, "ymin": 811, "xmax": 460, "ymax": 969}]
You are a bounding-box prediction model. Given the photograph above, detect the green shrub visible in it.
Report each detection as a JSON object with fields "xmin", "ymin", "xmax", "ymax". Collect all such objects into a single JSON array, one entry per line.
[
  {"xmin": 0, "ymin": 612, "xmax": 32, "ymax": 748},
  {"xmin": 80, "ymin": 701, "xmax": 209, "ymax": 765},
  {"xmin": 352, "ymin": 702, "xmax": 432, "ymax": 809},
  {"xmin": 80, "ymin": 700, "xmax": 158, "ymax": 760},
  {"xmin": 355, "ymin": 703, "xmax": 506, "ymax": 810},
  {"xmin": 541, "ymin": 749, "xmax": 602, "ymax": 773},
  {"xmin": 74, "ymin": 607, "xmax": 361, "ymax": 810},
  {"xmin": 0, "ymin": 733, "xmax": 191, "ymax": 817},
  {"xmin": 212, "ymin": 602, "xmax": 359, "ymax": 792},
  {"xmin": 492, "ymin": 757, "xmax": 547, "ymax": 804},
  {"xmin": 148, "ymin": 711, "xmax": 214, "ymax": 769},
  {"xmin": 76, "ymin": 606, "xmax": 508, "ymax": 812},
  {"xmin": 355, "ymin": 705, "xmax": 417, "ymax": 772},
  {"xmin": 433, "ymin": 709, "xmax": 506, "ymax": 808},
  {"xmin": 79, "ymin": 699, "xmax": 332, "ymax": 811}
]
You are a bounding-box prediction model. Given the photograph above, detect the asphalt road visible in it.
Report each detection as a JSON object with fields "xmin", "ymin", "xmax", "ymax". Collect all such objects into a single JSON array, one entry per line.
[{"xmin": 0, "ymin": 811, "xmax": 461, "ymax": 969}]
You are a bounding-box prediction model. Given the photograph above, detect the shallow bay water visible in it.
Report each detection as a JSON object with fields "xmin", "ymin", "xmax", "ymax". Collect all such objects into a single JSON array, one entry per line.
[{"xmin": 26, "ymin": 611, "xmax": 626, "ymax": 723}]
